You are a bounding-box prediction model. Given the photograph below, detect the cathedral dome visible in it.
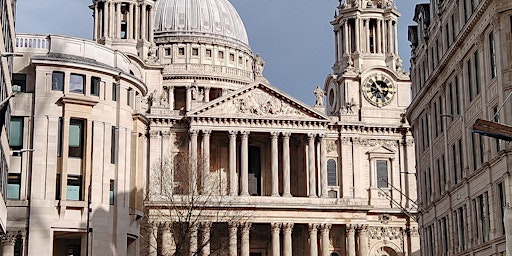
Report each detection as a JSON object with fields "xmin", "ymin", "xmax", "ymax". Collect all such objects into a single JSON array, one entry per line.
[{"xmin": 154, "ymin": 0, "xmax": 250, "ymax": 48}]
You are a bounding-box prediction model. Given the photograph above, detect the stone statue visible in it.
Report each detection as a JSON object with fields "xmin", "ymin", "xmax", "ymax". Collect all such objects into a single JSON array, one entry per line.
[
  {"xmin": 314, "ymin": 86, "xmax": 325, "ymax": 107},
  {"xmin": 346, "ymin": 98, "xmax": 356, "ymax": 113},
  {"xmin": 151, "ymin": 88, "xmax": 168, "ymax": 108},
  {"xmin": 254, "ymin": 54, "xmax": 265, "ymax": 76},
  {"xmin": 190, "ymin": 80, "xmax": 204, "ymax": 101}
]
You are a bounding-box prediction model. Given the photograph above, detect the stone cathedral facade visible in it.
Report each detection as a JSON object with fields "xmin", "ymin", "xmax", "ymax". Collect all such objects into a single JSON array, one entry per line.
[{"xmin": 3, "ymin": 0, "xmax": 418, "ymax": 255}]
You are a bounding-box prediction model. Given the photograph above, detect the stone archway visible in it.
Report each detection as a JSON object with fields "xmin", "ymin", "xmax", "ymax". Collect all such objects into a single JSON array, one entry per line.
[
  {"xmin": 369, "ymin": 241, "xmax": 403, "ymax": 256},
  {"xmin": 374, "ymin": 246, "xmax": 399, "ymax": 256}
]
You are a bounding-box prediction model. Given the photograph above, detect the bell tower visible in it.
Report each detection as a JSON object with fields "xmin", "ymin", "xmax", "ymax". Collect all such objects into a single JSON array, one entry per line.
[
  {"xmin": 91, "ymin": 0, "xmax": 156, "ymax": 60},
  {"xmin": 324, "ymin": 0, "xmax": 410, "ymax": 125}
]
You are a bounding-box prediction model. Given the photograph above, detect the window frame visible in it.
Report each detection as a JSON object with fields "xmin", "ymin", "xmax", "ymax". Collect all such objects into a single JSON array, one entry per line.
[
  {"xmin": 90, "ymin": 76, "xmax": 101, "ymax": 96},
  {"xmin": 52, "ymin": 71, "xmax": 64, "ymax": 91},
  {"xmin": 6, "ymin": 173, "xmax": 21, "ymax": 200},
  {"xmin": 66, "ymin": 175, "xmax": 83, "ymax": 201},
  {"xmin": 69, "ymin": 73, "xmax": 85, "ymax": 94},
  {"xmin": 68, "ymin": 119, "xmax": 85, "ymax": 158}
]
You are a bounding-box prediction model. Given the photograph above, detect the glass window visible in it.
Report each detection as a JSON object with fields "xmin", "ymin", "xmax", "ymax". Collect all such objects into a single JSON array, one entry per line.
[
  {"xmin": 112, "ymin": 82, "xmax": 118, "ymax": 101},
  {"xmin": 7, "ymin": 173, "xmax": 21, "ymax": 200},
  {"xmin": 126, "ymin": 88, "xmax": 132, "ymax": 106},
  {"xmin": 165, "ymin": 48, "xmax": 171, "ymax": 56},
  {"xmin": 376, "ymin": 160, "xmax": 388, "ymax": 188},
  {"xmin": 69, "ymin": 74, "xmax": 84, "ymax": 94},
  {"xmin": 467, "ymin": 59, "xmax": 473, "ymax": 101},
  {"xmin": 12, "ymin": 73, "xmax": 26, "ymax": 92},
  {"xmin": 178, "ymin": 47, "xmax": 185, "ymax": 55},
  {"xmin": 69, "ymin": 119, "xmax": 84, "ymax": 158},
  {"xmin": 327, "ymin": 159, "xmax": 337, "ymax": 186},
  {"xmin": 55, "ymin": 173, "xmax": 61, "ymax": 200},
  {"xmin": 9, "ymin": 117, "xmax": 23, "ymax": 151},
  {"xmin": 489, "ymin": 32, "xmax": 497, "ymax": 79},
  {"xmin": 474, "ymin": 51, "xmax": 480, "ymax": 95},
  {"xmin": 67, "ymin": 175, "xmax": 82, "ymax": 201},
  {"xmin": 218, "ymin": 51, "xmax": 224, "ymax": 59},
  {"xmin": 109, "ymin": 180, "xmax": 115, "ymax": 205},
  {"xmin": 57, "ymin": 117, "xmax": 63, "ymax": 157},
  {"xmin": 52, "ymin": 71, "xmax": 64, "ymax": 91},
  {"xmin": 91, "ymin": 76, "xmax": 100, "ymax": 96},
  {"xmin": 206, "ymin": 49, "xmax": 212, "ymax": 58},
  {"xmin": 230, "ymin": 53, "xmax": 235, "ymax": 62},
  {"xmin": 192, "ymin": 48, "xmax": 199, "ymax": 56},
  {"xmin": 111, "ymin": 126, "xmax": 117, "ymax": 164}
]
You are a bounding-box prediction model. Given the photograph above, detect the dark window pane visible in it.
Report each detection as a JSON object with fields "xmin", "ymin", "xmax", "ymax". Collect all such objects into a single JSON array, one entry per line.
[
  {"xmin": 69, "ymin": 119, "xmax": 84, "ymax": 158},
  {"xmin": 7, "ymin": 173, "xmax": 21, "ymax": 200},
  {"xmin": 327, "ymin": 159, "xmax": 337, "ymax": 186},
  {"xmin": 377, "ymin": 160, "xmax": 388, "ymax": 188},
  {"xmin": 12, "ymin": 73, "xmax": 26, "ymax": 92},
  {"xmin": 70, "ymin": 74, "xmax": 84, "ymax": 94},
  {"xmin": 9, "ymin": 117, "xmax": 23, "ymax": 150},
  {"xmin": 52, "ymin": 71, "xmax": 64, "ymax": 91},
  {"xmin": 91, "ymin": 77, "xmax": 100, "ymax": 96}
]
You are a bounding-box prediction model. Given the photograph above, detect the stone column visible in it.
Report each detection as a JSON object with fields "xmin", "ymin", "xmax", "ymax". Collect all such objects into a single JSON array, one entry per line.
[
  {"xmin": 241, "ymin": 223, "xmax": 252, "ymax": 256},
  {"xmin": 308, "ymin": 134, "xmax": 317, "ymax": 197},
  {"xmin": 334, "ymin": 29, "xmax": 339, "ymax": 63},
  {"xmin": 319, "ymin": 134, "xmax": 328, "ymax": 198},
  {"xmin": 115, "ymin": 3, "xmax": 121, "ymax": 39},
  {"xmin": 283, "ymin": 223, "xmax": 294, "ymax": 256},
  {"xmin": 320, "ymin": 224, "xmax": 331, "ymax": 256},
  {"xmin": 344, "ymin": 21, "xmax": 350, "ymax": 54},
  {"xmin": 102, "ymin": 2, "xmax": 108, "ymax": 38},
  {"xmin": 149, "ymin": 6, "xmax": 155, "ymax": 44},
  {"xmin": 202, "ymin": 130, "xmax": 211, "ymax": 193},
  {"xmin": 241, "ymin": 131, "xmax": 250, "ymax": 196},
  {"xmin": 358, "ymin": 225, "xmax": 368, "ymax": 256},
  {"xmin": 204, "ymin": 87, "xmax": 211, "ymax": 103},
  {"xmin": 134, "ymin": 3, "xmax": 140, "ymax": 39},
  {"xmin": 229, "ymin": 131, "xmax": 238, "ymax": 196},
  {"xmin": 149, "ymin": 223, "xmax": 158, "ymax": 256},
  {"xmin": 201, "ymin": 222, "xmax": 212, "ymax": 256},
  {"xmin": 282, "ymin": 132, "xmax": 292, "ymax": 197},
  {"xmin": 365, "ymin": 19, "xmax": 370, "ymax": 53},
  {"xmin": 309, "ymin": 224, "xmax": 319, "ymax": 256},
  {"xmin": 168, "ymin": 86, "xmax": 175, "ymax": 110},
  {"xmin": 109, "ymin": 2, "xmax": 114, "ymax": 38},
  {"xmin": 271, "ymin": 223, "xmax": 281, "ymax": 256},
  {"xmin": 393, "ymin": 21, "xmax": 398, "ymax": 54},
  {"xmin": 346, "ymin": 225, "xmax": 356, "ymax": 256},
  {"xmin": 271, "ymin": 132, "xmax": 280, "ymax": 196},
  {"xmin": 1, "ymin": 233, "xmax": 16, "ymax": 256},
  {"xmin": 376, "ymin": 19, "xmax": 382, "ymax": 53},
  {"xmin": 128, "ymin": 3, "xmax": 134, "ymax": 39},
  {"xmin": 355, "ymin": 17, "xmax": 360, "ymax": 53},
  {"xmin": 229, "ymin": 222, "xmax": 238, "ymax": 256},
  {"xmin": 93, "ymin": 4, "xmax": 99, "ymax": 40},
  {"xmin": 141, "ymin": 3, "xmax": 147, "ymax": 41},
  {"xmin": 161, "ymin": 222, "xmax": 176, "ymax": 256},
  {"xmin": 189, "ymin": 224, "xmax": 198, "ymax": 256},
  {"xmin": 189, "ymin": 130, "xmax": 199, "ymax": 193},
  {"xmin": 186, "ymin": 86, "xmax": 192, "ymax": 111}
]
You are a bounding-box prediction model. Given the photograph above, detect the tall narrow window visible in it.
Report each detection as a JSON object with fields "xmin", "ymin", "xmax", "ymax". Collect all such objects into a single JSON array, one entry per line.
[
  {"xmin": 451, "ymin": 14, "xmax": 456, "ymax": 41},
  {"xmin": 120, "ymin": 3, "xmax": 128, "ymax": 39},
  {"xmin": 448, "ymin": 82, "xmax": 454, "ymax": 117},
  {"xmin": 458, "ymin": 139, "xmax": 464, "ymax": 179},
  {"xmin": 498, "ymin": 182, "xmax": 505, "ymax": 235},
  {"xmin": 109, "ymin": 180, "xmax": 115, "ymax": 205},
  {"xmin": 455, "ymin": 76, "xmax": 460, "ymax": 115},
  {"xmin": 69, "ymin": 119, "xmax": 84, "ymax": 158},
  {"xmin": 67, "ymin": 175, "xmax": 82, "ymax": 201},
  {"xmin": 126, "ymin": 88, "xmax": 132, "ymax": 106},
  {"xmin": 9, "ymin": 117, "xmax": 24, "ymax": 153},
  {"xmin": 376, "ymin": 160, "xmax": 388, "ymax": 188},
  {"xmin": 111, "ymin": 126, "xmax": 117, "ymax": 164},
  {"xmin": 57, "ymin": 118, "xmax": 63, "ymax": 157},
  {"xmin": 69, "ymin": 74, "xmax": 85, "ymax": 94},
  {"xmin": 7, "ymin": 173, "xmax": 21, "ymax": 200},
  {"xmin": 474, "ymin": 51, "xmax": 480, "ymax": 95},
  {"xmin": 52, "ymin": 71, "xmax": 64, "ymax": 91},
  {"xmin": 467, "ymin": 59, "xmax": 473, "ymax": 101},
  {"xmin": 494, "ymin": 106, "xmax": 501, "ymax": 152},
  {"xmin": 327, "ymin": 159, "xmax": 337, "ymax": 186},
  {"xmin": 472, "ymin": 133, "xmax": 478, "ymax": 170},
  {"xmin": 452, "ymin": 144, "xmax": 458, "ymax": 184},
  {"xmin": 55, "ymin": 173, "xmax": 61, "ymax": 200},
  {"xmin": 112, "ymin": 83, "xmax": 118, "ymax": 101},
  {"xmin": 91, "ymin": 76, "xmax": 100, "ymax": 96},
  {"xmin": 489, "ymin": 32, "xmax": 497, "ymax": 79}
]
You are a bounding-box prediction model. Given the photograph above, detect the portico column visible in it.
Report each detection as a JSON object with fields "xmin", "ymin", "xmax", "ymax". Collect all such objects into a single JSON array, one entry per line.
[
  {"xmin": 241, "ymin": 131, "xmax": 250, "ymax": 196},
  {"xmin": 271, "ymin": 132, "xmax": 280, "ymax": 196},
  {"xmin": 128, "ymin": 3, "xmax": 134, "ymax": 39},
  {"xmin": 202, "ymin": 130, "xmax": 211, "ymax": 193},
  {"xmin": 376, "ymin": 19, "xmax": 382, "ymax": 53},
  {"xmin": 1, "ymin": 233, "xmax": 16, "ymax": 256},
  {"xmin": 186, "ymin": 86, "xmax": 192, "ymax": 111},
  {"xmin": 149, "ymin": 222, "xmax": 158, "ymax": 256},
  {"xmin": 115, "ymin": 3, "xmax": 121, "ymax": 39},
  {"xmin": 308, "ymin": 134, "xmax": 317, "ymax": 197},
  {"xmin": 346, "ymin": 225, "xmax": 356, "ymax": 256},
  {"xmin": 189, "ymin": 130, "xmax": 199, "ymax": 193},
  {"xmin": 204, "ymin": 87, "xmax": 211, "ymax": 102},
  {"xmin": 358, "ymin": 225, "xmax": 369, "ymax": 256},
  {"xmin": 134, "ymin": 3, "xmax": 140, "ymax": 39},
  {"xmin": 308, "ymin": 224, "xmax": 319, "ymax": 256},
  {"xmin": 168, "ymin": 86, "xmax": 175, "ymax": 110},
  {"xmin": 283, "ymin": 223, "xmax": 294, "ymax": 256},
  {"xmin": 102, "ymin": 2, "xmax": 108, "ymax": 38},
  {"xmin": 271, "ymin": 223, "xmax": 281, "ymax": 256},
  {"xmin": 141, "ymin": 4, "xmax": 147, "ymax": 41},
  {"xmin": 282, "ymin": 132, "xmax": 291, "ymax": 197},
  {"xmin": 319, "ymin": 134, "xmax": 328, "ymax": 198},
  {"xmin": 201, "ymin": 222, "xmax": 212, "ymax": 256},
  {"xmin": 189, "ymin": 224, "xmax": 198, "ymax": 256},
  {"xmin": 241, "ymin": 223, "xmax": 252, "ymax": 256},
  {"xmin": 229, "ymin": 131, "xmax": 238, "ymax": 196},
  {"xmin": 161, "ymin": 222, "xmax": 176, "ymax": 256},
  {"xmin": 229, "ymin": 222, "xmax": 238, "ymax": 256},
  {"xmin": 93, "ymin": 4, "xmax": 99, "ymax": 40},
  {"xmin": 365, "ymin": 19, "xmax": 370, "ymax": 53},
  {"xmin": 320, "ymin": 224, "xmax": 331, "ymax": 256},
  {"xmin": 355, "ymin": 17, "xmax": 360, "ymax": 53}
]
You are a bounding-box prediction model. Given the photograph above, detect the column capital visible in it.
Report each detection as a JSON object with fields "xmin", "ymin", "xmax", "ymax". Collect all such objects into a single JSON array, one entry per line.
[
  {"xmin": 271, "ymin": 223, "xmax": 282, "ymax": 233},
  {"xmin": 308, "ymin": 223, "xmax": 319, "ymax": 233},
  {"xmin": 161, "ymin": 130, "xmax": 171, "ymax": 137},
  {"xmin": 346, "ymin": 224, "xmax": 356, "ymax": 234},
  {"xmin": 307, "ymin": 133, "xmax": 317, "ymax": 140},
  {"xmin": 282, "ymin": 223, "xmax": 294, "ymax": 232},
  {"xmin": 241, "ymin": 130, "xmax": 250, "ymax": 137},
  {"xmin": 200, "ymin": 222, "xmax": 212, "ymax": 229},
  {"xmin": 320, "ymin": 223, "xmax": 332, "ymax": 233},
  {"xmin": 190, "ymin": 129, "xmax": 199, "ymax": 136},
  {"xmin": 270, "ymin": 131, "xmax": 279, "ymax": 138},
  {"xmin": 229, "ymin": 221, "xmax": 239, "ymax": 229},
  {"xmin": 240, "ymin": 222, "xmax": 252, "ymax": 233},
  {"xmin": 282, "ymin": 132, "xmax": 291, "ymax": 138},
  {"xmin": 357, "ymin": 224, "xmax": 368, "ymax": 233},
  {"xmin": 1, "ymin": 233, "xmax": 16, "ymax": 246},
  {"xmin": 228, "ymin": 130, "xmax": 238, "ymax": 137},
  {"xmin": 202, "ymin": 130, "xmax": 212, "ymax": 136},
  {"xmin": 318, "ymin": 133, "xmax": 326, "ymax": 139},
  {"xmin": 149, "ymin": 130, "xmax": 160, "ymax": 138}
]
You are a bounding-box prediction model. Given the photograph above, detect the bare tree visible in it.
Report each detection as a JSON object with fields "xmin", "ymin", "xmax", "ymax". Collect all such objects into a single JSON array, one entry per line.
[{"xmin": 141, "ymin": 152, "xmax": 252, "ymax": 256}]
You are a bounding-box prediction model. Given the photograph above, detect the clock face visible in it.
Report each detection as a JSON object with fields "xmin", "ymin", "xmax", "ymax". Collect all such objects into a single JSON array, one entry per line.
[{"xmin": 362, "ymin": 74, "xmax": 396, "ymax": 107}]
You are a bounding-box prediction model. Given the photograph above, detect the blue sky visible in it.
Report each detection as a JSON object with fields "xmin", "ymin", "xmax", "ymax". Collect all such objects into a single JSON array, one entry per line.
[{"xmin": 15, "ymin": 0, "xmax": 425, "ymax": 105}]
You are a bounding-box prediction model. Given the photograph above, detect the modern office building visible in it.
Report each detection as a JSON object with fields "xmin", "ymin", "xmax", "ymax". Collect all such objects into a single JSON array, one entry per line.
[
  {"xmin": 2, "ymin": 0, "xmax": 419, "ymax": 255},
  {"xmin": 407, "ymin": 0, "xmax": 512, "ymax": 255}
]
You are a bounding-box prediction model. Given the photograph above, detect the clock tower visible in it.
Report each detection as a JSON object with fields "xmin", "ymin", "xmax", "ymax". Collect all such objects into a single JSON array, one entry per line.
[{"xmin": 324, "ymin": 0, "xmax": 411, "ymax": 125}]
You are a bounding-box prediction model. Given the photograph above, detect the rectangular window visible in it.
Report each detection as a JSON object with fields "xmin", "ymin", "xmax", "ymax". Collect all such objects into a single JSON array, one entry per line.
[
  {"xmin": 178, "ymin": 47, "xmax": 185, "ymax": 55},
  {"xmin": 12, "ymin": 73, "xmax": 26, "ymax": 92},
  {"xmin": 69, "ymin": 73, "xmax": 85, "ymax": 94},
  {"xmin": 7, "ymin": 173, "xmax": 21, "ymax": 200},
  {"xmin": 452, "ymin": 144, "xmax": 458, "ymax": 184},
  {"xmin": 206, "ymin": 49, "xmax": 212, "ymax": 58},
  {"xmin": 69, "ymin": 119, "xmax": 84, "ymax": 158},
  {"xmin": 192, "ymin": 48, "xmax": 199, "ymax": 56},
  {"xmin": 376, "ymin": 160, "xmax": 388, "ymax": 188},
  {"xmin": 474, "ymin": 51, "xmax": 480, "ymax": 95},
  {"xmin": 126, "ymin": 88, "xmax": 132, "ymax": 106},
  {"xmin": 66, "ymin": 175, "xmax": 82, "ymax": 201},
  {"xmin": 218, "ymin": 51, "xmax": 224, "ymax": 59},
  {"xmin": 165, "ymin": 48, "xmax": 171, "ymax": 56},
  {"xmin": 111, "ymin": 126, "xmax": 117, "ymax": 164},
  {"xmin": 327, "ymin": 159, "xmax": 337, "ymax": 186},
  {"xmin": 467, "ymin": 59, "xmax": 473, "ymax": 101},
  {"xmin": 458, "ymin": 139, "xmax": 464, "ymax": 179},
  {"xmin": 57, "ymin": 117, "xmax": 63, "ymax": 157},
  {"xmin": 472, "ymin": 133, "xmax": 478, "ymax": 170},
  {"xmin": 451, "ymin": 14, "xmax": 456, "ymax": 41},
  {"xmin": 55, "ymin": 173, "xmax": 61, "ymax": 200},
  {"xmin": 489, "ymin": 32, "xmax": 497, "ymax": 79},
  {"xmin": 229, "ymin": 53, "xmax": 235, "ymax": 62},
  {"xmin": 109, "ymin": 180, "xmax": 115, "ymax": 205},
  {"xmin": 433, "ymin": 102, "xmax": 438, "ymax": 138},
  {"xmin": 91, "ymin": 76, "xmax": 100, "ymax": 96},
  {"xmin": 52, "ymin": 71, "xmax": 64, "ymax": 91},
  {"xmin": 112, "ymin": 83, "xmax": 118, "ymax": 101},
  {"xmin": 238, "ymin": 56, "xmax": 243, "ymax": 64},
  {"xmin": 439, "ymin": 96, "xmax": 444, "ymax": 132},
  {"xmin": 498, "ymin": 182, "xmax": 505, "ymax": 235},
  {"xmin": 9, "ymin": 117, "xmax": 23, "ymax": 152},
  {"xmin": 448, "ymin": 82, "xmax": 454, "ymax": 117},
  {"xmin": 445, "ymin": 24, "xmax": 450, "ymax": 47},
  {"xmin": 455, "ymin": 76, "xmax": 460, "ymax": 115},
  {"xmin": 463, "ymin": 0, "xmax": 468, "ymax": 21},
  {"xmin": 494, "ymin": 106, "xmax": 501, "ymax": 152}
]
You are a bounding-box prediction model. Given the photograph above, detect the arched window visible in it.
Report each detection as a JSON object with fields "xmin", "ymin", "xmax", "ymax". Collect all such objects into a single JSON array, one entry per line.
[
  {"xmin": 327, "ymin": 159, "xmax": 337, "ymax": 186},
  {"xmin": 330, "ymin": 253, "xmax": 339, "ymax": 256}
]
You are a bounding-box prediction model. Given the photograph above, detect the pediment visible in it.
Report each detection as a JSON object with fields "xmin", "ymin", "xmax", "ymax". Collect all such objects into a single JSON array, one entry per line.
[
  {"xmin": 188, "ymin": 82, "xmax": 329, "ymax": 121},
  {"xmin": 367, "ymin": 145, "xmax": 396, "ymax": 155}
]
